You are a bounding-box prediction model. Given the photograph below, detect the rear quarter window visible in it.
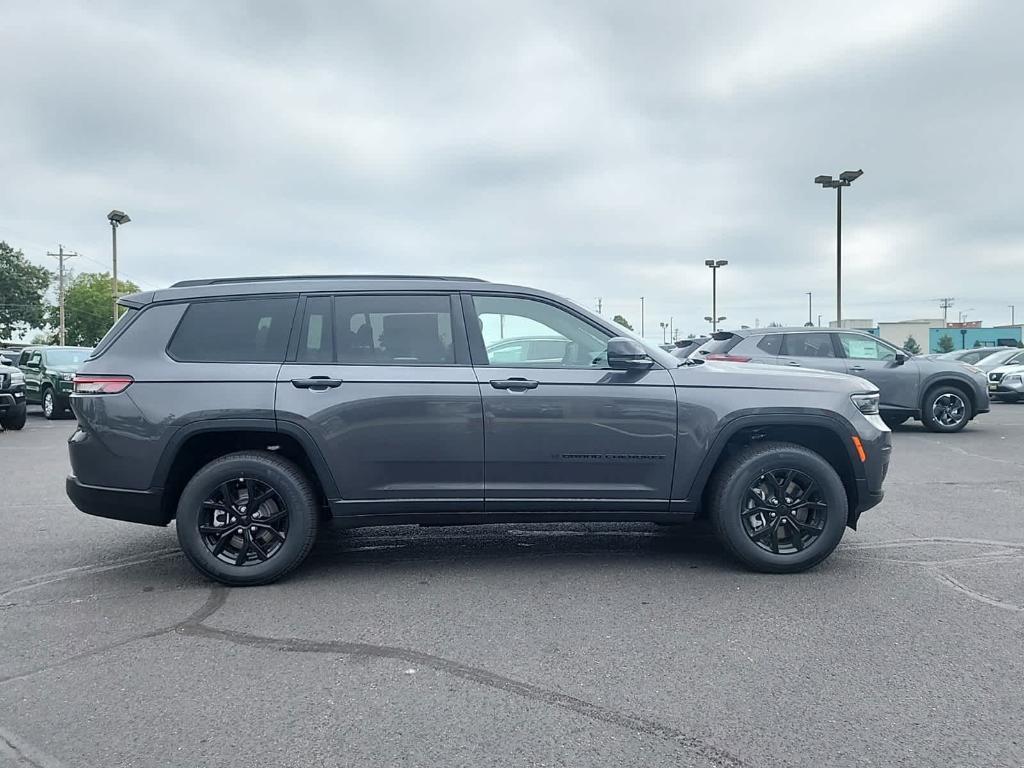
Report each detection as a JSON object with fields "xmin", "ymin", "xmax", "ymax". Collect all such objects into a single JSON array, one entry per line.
[{"xmin": 168, "ymin": 297, "xmax": 298, "ymax": 362}]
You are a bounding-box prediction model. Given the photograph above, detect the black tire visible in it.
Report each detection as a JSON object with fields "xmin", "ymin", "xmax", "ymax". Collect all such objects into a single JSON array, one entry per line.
[
  {"xmin": 921, "ymin": 384, "xmax": 972, "ymax": 433},
  {"xmin": 41, "ymin": 387, "xmax": 63, "ymax": 420},
  {"xmin": 175, "ymin": 451, "xmax": 319, "ymax": 586},
  {"xmin": 0, "ymin": 403, "xmax": 27, "ymax": 430},
  {"xmin": 708, "ymin": 441, "xmax": 848, "ymax": 574},
  {"xmin": 882, "ymin": 414, "xmax": 910, "ymax": 428}
]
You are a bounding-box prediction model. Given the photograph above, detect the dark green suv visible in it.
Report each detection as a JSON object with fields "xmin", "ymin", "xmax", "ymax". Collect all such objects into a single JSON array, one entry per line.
[{"xmin": 18, "ymin": 346, "xmax": 91, "ymax": 419}]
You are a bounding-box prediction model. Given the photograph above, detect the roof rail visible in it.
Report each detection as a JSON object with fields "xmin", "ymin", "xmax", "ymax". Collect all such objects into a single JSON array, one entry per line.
[{"xmin": 170, "ymin": 275, "xmax": 487, "ymax": 288}]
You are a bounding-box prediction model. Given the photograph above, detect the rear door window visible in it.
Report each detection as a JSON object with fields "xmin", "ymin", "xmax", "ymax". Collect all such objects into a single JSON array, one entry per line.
[
  {"xmin": 755, "ymin": 334, "xmax": 782, "ymax": 355},
  {"xmin": 781, "ymin": 333, "xmax": 837, "ymax": 358},
  {"xmin": 299, "ymin": 294, "xmax": 456, "ymax": 365},
  {"xmin": 168, "ymin": 297, "xmax": 298, "ymax": 362}
]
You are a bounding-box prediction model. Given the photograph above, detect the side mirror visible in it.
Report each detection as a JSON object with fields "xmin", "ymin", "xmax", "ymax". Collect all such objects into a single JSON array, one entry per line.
[
  {"xmin": 607, "ymin": 337, "xmax": 654, "ymax": 370},
  {"xmin": 894, "ymin": 352, "xmax": 908, "ymax": 365}
]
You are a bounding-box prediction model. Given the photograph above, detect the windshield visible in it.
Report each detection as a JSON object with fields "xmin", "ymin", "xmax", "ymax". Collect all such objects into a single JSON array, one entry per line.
[{"xmin": 45, "ymin": 348, "xmax": 91, "ymax": 366}]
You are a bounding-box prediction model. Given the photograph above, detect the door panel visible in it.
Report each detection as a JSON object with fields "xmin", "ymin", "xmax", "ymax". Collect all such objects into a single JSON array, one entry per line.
[
  {"xmin": 276, "ymin": 363, "xmax": 484, "ymax": 502},
  {"xmin": 837, "ymin": 333, "xmax": 919, "ymax": 410},
  {"xmin": 275, "ymin": 293, "xmax": 484, "ymax": 508},
  {"xmin": 466, "ymin": 293, "xmax": 678, "ymax": 510}
]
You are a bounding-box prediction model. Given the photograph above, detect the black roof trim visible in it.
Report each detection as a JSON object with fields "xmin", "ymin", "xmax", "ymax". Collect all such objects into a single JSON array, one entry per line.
[{"xmin": 170, "ymin": 275, "xmax": 488, "ymax": 288}]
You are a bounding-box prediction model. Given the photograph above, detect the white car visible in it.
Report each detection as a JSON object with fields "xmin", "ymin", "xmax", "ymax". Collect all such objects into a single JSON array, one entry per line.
[{"xmin": 987, "ymin": 362, "xmax": 1024, "ymax": 402}]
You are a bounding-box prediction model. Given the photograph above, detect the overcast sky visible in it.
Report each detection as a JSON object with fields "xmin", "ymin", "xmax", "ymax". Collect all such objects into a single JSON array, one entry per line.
[{"xmin": 2, "ymin": 1, "xmax": 1022, "ymax": 340}]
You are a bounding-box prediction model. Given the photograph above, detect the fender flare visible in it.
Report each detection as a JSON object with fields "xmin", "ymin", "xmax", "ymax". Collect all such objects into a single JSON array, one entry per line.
[
  {"xmin": 151, "ymin": 418, "xmax": 340, "ymax": 498},
  {"xmin": 684, "ymin": 410, "xmax": 865, "ymax": 502}
]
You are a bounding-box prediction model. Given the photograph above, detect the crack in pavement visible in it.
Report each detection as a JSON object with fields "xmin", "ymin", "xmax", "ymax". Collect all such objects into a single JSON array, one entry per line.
[
  {"xmin": 181, "ymin": 588, "xmax": 752, "ymax": 768},
  {"xmin": 0, "ymin": 726, "xmax": 67, "ymax": 768}
]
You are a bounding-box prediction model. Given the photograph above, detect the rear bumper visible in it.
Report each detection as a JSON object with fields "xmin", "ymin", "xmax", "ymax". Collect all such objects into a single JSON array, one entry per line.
[{"xmin": 66, "ymin": 475, "xmax": 170, "ymax": 526}]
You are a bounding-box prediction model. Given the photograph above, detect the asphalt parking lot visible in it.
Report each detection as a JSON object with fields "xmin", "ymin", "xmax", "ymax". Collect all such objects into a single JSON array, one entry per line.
[{"xmin": 1, "ymin": 406, "xmax": 1023, "ymax": 768}]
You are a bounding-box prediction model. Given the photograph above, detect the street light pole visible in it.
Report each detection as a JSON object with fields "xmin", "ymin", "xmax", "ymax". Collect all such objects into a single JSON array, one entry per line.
[
  {"xmin": 806, "ymin": 292, "xmax": 813, "ymax": 326},
  {"xmin": 815, "ymin": 170, "xmax": 862, "ymax": 328},
  {"xmin": 107, "ymin": 210, "xmax": 131, "ymax": 324},
  {"xmin": 1011, "ymin": 305, "xmax": 1016, "ymax": 325},
  {"xmin": 704, "ymin": 259, "xmax": 728, "ymax": 333},
  {"xmin": 640, "ymin": 296, "xmax": 645, "ymax": 338}
]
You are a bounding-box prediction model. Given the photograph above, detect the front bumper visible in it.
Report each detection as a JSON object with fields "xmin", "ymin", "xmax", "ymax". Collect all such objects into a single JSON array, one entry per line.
[
  {"xmin": 0, "ymin": 388, "xmax": 25, "ymax": 414},
  {"xmin": 66, "ymin": 475, "xmax": 170, "ymax": 526},
  {"xmin": 849, "ymin": 419, "xmax": 892, "ymax": 528}
]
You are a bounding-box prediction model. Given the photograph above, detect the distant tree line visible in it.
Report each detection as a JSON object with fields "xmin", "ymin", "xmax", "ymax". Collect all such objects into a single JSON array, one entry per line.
[{"xmin": 0, "ymin": 241, "xmax": 138, "ymax": 346}]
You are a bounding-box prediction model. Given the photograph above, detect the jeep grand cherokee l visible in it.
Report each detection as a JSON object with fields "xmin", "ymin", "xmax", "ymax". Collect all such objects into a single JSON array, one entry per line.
[{"xmin": 66, "ymin": 275, "xmax": 891, "ymax": 585}]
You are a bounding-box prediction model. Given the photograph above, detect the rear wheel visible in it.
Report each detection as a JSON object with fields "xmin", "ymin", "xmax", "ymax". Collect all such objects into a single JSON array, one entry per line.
[
  {"xmin": 0, "ymin": 403, "xmax": 26, "ymax": 430},
  {"xmin": 921, "ymin": 384, "xmax": 972, "ymax": 432},
  {"xmin": 708, "ymin": 441, "xmax": 848, "ymax": 573},
  {"xmin": 175, "ymin": 452, "xmax": 319, "ymax": 586}
]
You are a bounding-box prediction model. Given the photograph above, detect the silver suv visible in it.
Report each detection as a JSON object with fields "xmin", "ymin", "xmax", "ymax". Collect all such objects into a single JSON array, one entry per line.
[{"xmin": 693, "ymin": 327, "xmax": 989, "ymax": 432}]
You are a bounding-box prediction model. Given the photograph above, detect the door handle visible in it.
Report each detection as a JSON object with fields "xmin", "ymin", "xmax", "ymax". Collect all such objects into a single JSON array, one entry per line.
[
  {"xmin": 490, "ymin": 378, "xmax": 539, "ymax": 391},
  {"xmin": 849, "ymin": 365, "xmax": 866, "ymax": 372},
  {"xmin": 291, "ymin": 377, "xmax": 343, "ymax": 390},
  {"xmin": 787, "ymin": 361, "xmax": 801, "ymax": 366}
]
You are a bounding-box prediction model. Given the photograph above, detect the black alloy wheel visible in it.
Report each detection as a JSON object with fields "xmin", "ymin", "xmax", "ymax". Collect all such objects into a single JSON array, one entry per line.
[
  {"xmin": 176, "ymin": 451, "xmax": 319, "ymax": 586},
  {"xmin": 199, "ymin": 478, "xmax": 289, "ymax": 566},
  {"xmin": 741, "ymin": 469, "xmax": 828, "ymax": 555},
  {"xmin": 707, "ymin": 441, "xmax": 848, "ymax": 573}
]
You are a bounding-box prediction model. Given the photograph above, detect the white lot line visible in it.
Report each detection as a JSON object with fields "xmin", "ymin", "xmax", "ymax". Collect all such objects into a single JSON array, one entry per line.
[{"xmin": 841, "ymin": 536, "xmax": 1024, "ymax": 613}]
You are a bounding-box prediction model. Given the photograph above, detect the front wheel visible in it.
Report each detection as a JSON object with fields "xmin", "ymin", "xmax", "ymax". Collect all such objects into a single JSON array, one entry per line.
[
  {"xmin": 175, "ymin": 452, "xmax": 320, "ymax": 586},
  {"xmin": 708, "ymin": 441, "xmax": 848, "ymax": 573},
  {"xmin": 42, "ymin": 387, "xmax": 63, "ymax": 420},
  {"xmin": 0, "ymin": 403, "xmax": 26, "ymax": 430},
  {"xmin": 921, "ymin": 385, "xmax": 972, "ymax": 432}
]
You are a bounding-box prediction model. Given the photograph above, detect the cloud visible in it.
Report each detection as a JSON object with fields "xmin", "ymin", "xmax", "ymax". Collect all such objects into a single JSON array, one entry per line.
[{"xmin": 0, "ymin": 0, "xmax": 1021, "ymax": 337}]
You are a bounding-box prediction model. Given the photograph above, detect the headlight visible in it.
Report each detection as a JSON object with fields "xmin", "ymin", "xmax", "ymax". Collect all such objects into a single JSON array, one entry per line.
[
  {"xmin": 10, "ymin": 371, "xmax": 24, "ymax": 385},
  {"xmin": 60, "ymin": 372, "xmax": 74, "ymax": 381},
  {"xmin": 851, "ymin": 393, "xmax": 880, "ymax": 415}
]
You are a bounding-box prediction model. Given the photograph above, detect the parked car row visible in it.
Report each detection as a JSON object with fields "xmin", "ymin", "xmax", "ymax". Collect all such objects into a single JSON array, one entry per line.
[
  {"xmin": 686, "ymin": 327, "xmax": 991, "ymax": 432},
  {"xmin": 0, "ymin": 346, "xmax": 92, "ymax": 428}
]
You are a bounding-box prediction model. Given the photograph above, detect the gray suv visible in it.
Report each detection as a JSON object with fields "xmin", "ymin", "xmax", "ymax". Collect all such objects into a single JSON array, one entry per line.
[
  {"xmin": 693, "ymin": 327, "xmax": 989, "ymax": 432},
  {"xmin": 66, "ymin": 276, "xmax": 891, "ymax": 585}
]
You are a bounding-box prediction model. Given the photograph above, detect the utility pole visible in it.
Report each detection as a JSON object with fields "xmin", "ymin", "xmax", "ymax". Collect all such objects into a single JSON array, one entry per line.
[
  {"xmin": 47, "ymin": 245, "xmax": 80, "ymax": 346},
  {"xmin": 595, "ymin": 297, "xmax": 603, "ymax": 315},
  {"xmin": 669, "ymin": 316, "xmax": 674, "ymax": 343},
  {"xmin": 640, "ymin": 296, "xmax": 645, "ymax": 338},
  {"xmin": 938, "ymin": 297, "xmax": 955, "ymax": 324},
  {"xmin": 1010, "ymin": 305, "xmax": 1016, "ymax": 325},
  {"xmin": 806, "ymin": 292, "xmax": 813, "ymax": 326}
]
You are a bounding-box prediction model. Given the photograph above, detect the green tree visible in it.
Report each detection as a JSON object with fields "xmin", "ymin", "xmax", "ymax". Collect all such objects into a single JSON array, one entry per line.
[
  {"xmin": 0, "ymin": 241, "xmax": 52, "ymax": 340},
  {"xmin": 612, "ymin": 314, "xmax": 633, "ymax": 331},
  {"xmin": 936, "ymin": 333, "xmax": 955, "ymax": 353},
  {"xmin": 903, "ymin": 335, "xmax": 921, "ymax": 355},
  {"xmin": 48, "ymin": 272, "xmax": 140, "ymax": 346}
]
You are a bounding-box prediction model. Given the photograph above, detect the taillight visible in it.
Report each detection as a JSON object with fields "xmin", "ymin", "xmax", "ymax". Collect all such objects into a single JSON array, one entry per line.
[
  {"xmin": 704, "ymin": 354, "xmax": 751, "ymax": 362},
  {"xmin": 73, "ymin": 375, "xmax": 134, "ymax": 394}
]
